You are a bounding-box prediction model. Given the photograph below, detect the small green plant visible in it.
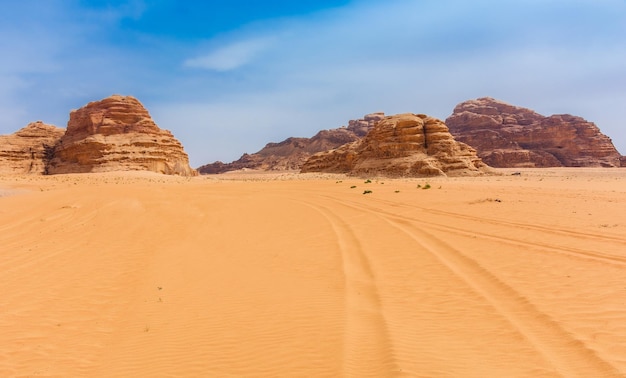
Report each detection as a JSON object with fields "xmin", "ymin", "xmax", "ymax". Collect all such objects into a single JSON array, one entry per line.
[
  {"xmin": 422, "ymin": 183, "xmax": 431, "ymax": 189},
  {"xmin": 416, "ymin": 184, "xmax": 421, "ymax": 188},
  {"xmin": 350, "ymin": 185, "xmax": 357, "ymax": 189},
  {"xmin": 363, "ymin": 190, "xmax": 373, "ymax": 194},
  {"xmin": 364, "ymin": 179, "xmax": 372, "ymax": 184}
]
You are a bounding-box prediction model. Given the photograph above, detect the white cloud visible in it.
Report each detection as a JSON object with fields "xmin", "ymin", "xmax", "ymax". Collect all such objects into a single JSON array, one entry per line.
[{"xmin": 183, "ymin": 37, "xmax": 276, "ymax": 72}]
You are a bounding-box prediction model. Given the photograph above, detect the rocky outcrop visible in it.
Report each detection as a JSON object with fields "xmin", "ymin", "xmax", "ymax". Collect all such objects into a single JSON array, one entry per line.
[
  {"xmin": 446, "ymin": 97, "xmax": 623, "ymax": 168},
  {"xmin": 0, "ymin": 121, "xmax": 65, "ymax": 174},
  {"xmin": 47, "ymin": 95, "xmax": 196, "ymax": 176},
  {"xmin": 197, "ymin": 113, "xmax": 385, "ymax": 174},
  {"xmin": 301, "ymin": 113, "xmax": 491, "ymax": 177}
]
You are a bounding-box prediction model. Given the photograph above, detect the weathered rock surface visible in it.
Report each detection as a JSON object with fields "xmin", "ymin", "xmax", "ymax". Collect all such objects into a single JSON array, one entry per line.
[
  {"xmin": 0, "ymin": 121, "xmax": 65, "ymax": 174},
  {"xmin": 197, "ymin": 113, "xmax": 385, "ymax": 174},
  {"xmin": 47, "ymin": 95, "xmax": 196, "ymax": 176},
  {"xmin": 446, "ymin": 97, "xmax": 623, "ymax": 168},
  {"xmin": 301, "ymin": 113, "xmax": 491, "ymax": 177}
]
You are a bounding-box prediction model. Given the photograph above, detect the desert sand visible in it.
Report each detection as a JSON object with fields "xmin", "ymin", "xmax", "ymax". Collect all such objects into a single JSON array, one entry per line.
[{"xmin": 1, "ymin": 168, "xmax": 625, "ymax": 377}]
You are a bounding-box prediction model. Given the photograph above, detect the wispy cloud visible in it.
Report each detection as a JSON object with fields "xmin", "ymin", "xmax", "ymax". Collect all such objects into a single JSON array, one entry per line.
[{"xmin": 183, "ymin": 37, "xmax": 276, "ymax": 72}]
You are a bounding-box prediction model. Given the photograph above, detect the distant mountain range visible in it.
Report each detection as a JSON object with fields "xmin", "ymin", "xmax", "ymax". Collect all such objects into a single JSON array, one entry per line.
[
  {"xmin": 197, "ymin": 97, "xmax": 624, "ymax": 173},
  {"xmin": 1, "ymin": 97, "xmax": 623, "ymax": 177}
]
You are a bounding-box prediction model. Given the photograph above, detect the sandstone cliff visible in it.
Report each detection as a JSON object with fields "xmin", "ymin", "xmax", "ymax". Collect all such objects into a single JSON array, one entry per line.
[
  {"xmin": 446, "ymin": 97, "xmax": 623, "ymax": 168},
  {"xmin": 301, "ymin": 113, "xmax": 491, "ymax": 177},
  {"xmin": 0, "ymin": 121, "xmax": 65, "ymax": 174},
  {"xmin": 47, "ymin": 95, "xmax": 196, "ymax": 176},
  {"xmin": 197, "ymin": 113, "xmax": 384, "ymax": 174}
]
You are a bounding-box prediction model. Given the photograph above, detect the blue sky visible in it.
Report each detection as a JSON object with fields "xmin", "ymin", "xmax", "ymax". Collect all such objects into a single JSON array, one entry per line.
[{"xmin": 1, "ymin": 0, "xmax": 625, "ymax": 166}]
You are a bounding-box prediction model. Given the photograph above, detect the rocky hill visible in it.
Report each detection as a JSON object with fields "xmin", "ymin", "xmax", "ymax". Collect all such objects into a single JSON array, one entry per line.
[
  {"xmin": 0, "ymin": 121, "xmax": 65, "ymax": 174},
  {"xmin": 446, "ymin": 97, "xmax": 623, "ymax": 168},
  {"xmin": 301, "ymin": 113, "xmax": 491, "ymax": 177},
  {"xmin": 197, "ymin": 113, "xmax": 385, "ymax": 174},
  {"xmin": 47, "ymin": 95, "xmax": 196, "ymax": 176}
]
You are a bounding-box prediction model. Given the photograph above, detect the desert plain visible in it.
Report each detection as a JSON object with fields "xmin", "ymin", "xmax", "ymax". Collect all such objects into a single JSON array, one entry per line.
[{"xmin": 1, "ymin": 168, "xmax": 625, "ymax": 377}]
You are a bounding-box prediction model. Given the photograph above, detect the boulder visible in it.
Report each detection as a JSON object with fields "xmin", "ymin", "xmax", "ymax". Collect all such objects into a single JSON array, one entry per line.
[
  {"xmin": 301, "ymin": 113, "xmax": 492, "ymax": 177},
  {"xmin": 446, "ymin": 97, "xmax": 623, "ymax": 168},
  {"xmin": 0, "ymin": 121, "xmax": 65, "ymax": 174},
  {"xmin": 47, "ymin": 95, "xmax": 196, "ymax": 176}
]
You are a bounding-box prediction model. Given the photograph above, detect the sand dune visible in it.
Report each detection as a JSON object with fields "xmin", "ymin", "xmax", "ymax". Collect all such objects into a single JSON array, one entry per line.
[{"xmin": 1, "ymin": 168, "xmax": 625, "ymax": 377}]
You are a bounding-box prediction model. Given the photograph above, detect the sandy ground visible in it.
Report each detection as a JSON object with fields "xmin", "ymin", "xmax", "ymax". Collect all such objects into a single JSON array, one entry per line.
[{"xmin": 1, "ymin": 168, "xmax": 625, "ymax": 377}]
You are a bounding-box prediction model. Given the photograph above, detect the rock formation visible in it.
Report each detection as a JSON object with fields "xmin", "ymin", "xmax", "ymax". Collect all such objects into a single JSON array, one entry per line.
[
  {"xmin": 197, "ymin": 113, "xmax": 385, "ymax": 174},
  {"xmin": 47, "ymin": 95, "xmax": 196, "ymax": 176},
  {"xmin": 0, "ymin": 121, "xmax": 65, "ymax": 174},
  {"xmin": 446, "ymin": 97, "xmax": 623, "ymax": 168},
  {"xmin": 301, "ymin": 113, "xmax": 491, "ymax": 177}
]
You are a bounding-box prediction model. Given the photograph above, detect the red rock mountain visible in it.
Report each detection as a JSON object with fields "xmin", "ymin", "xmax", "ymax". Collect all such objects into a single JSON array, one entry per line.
[
  {"xmin": 197, "ymin": 113, "xmax": 385, "ymax": 174},
  {"xmin": 0, "ymin": 121, "xmax": 65, "ymax": 174},
  {"xmin": 47, "ymin": 95, "xmax": 196, "ymax": 176},
  {"xmin": 446, "ymin": 97, "xmax": 623, "ymax": 168},
  {"xmin": 301, "ymin": 113, "xmax": 491, "ymax": 177}
]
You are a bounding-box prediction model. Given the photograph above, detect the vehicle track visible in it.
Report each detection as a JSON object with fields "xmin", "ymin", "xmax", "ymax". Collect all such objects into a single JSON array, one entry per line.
[
  {"xmin": 297, "ymin": 200, "xmax": 398, "ymax": 377},
  {"xmin": 320, "ymin": 196, "xmax": 622, "ymax": 377},
  {"xmin": 326, "ymin": 196, "xmax": 626, "ymax": 266},
  {"xmin": 366, "ymin": 195, "xmax": 626, "ymax": 245}
]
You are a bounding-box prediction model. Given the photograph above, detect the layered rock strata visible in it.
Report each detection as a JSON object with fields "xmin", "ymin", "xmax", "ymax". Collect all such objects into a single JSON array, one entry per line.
[
  {"xmin": 446, "ymin": 97, "xmax": 623, "ymax": 168},
  {"xmin": 301, "ymin": 113, "xmax": 491, "ymax": 177},
  {"xmin": 47, "ymin": 95, "xmax": 196, "ymax": 176},
  {"xmin": 0, "ymin": 121, "xmax": 65, "ymax": 174},
  {"xmin": 197, "ymin": 113, "xmax": 385, "ymax": 174}
]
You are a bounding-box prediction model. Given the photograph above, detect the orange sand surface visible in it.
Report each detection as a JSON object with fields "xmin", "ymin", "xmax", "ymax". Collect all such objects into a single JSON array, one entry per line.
[{"xmin": 1, "ymin": 168, "xmax": 625, "ymax": 377}]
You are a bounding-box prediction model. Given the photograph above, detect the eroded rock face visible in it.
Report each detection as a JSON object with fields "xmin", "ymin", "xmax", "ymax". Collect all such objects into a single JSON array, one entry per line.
[
  {"xmin": 301, "ymin": 113, "xmax": 491, "ymax": 177},
  {"xmin": 197, "ymin": 113, "xmax": 385, "ymax": 174},
  {"xmin": 0, "ymin": 121, "xmax": 65, "ymax": 174},
  {"xmin": 48, "ymin": 95, "xmax": 196, "ymax": 176},
  {"xmin": 446, "ymin": 97, "xmax": 623, "ymax": 168}
]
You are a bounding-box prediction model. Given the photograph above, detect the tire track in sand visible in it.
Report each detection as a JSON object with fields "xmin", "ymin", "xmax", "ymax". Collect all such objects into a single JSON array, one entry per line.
[
  {"xmin": 326, "ymin": 197, "xmax": 622, "ymax": 377},
  {"xmin": 364, "ymin": 195, "xmax": 626, "ymax": 245},
  {"xmin": 298, "ymin": 200, "xmax": 398, "ymax": 377},
  {"xmin": 327, "ymin": 195, "xmax": 626, "ymax": 266}
]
